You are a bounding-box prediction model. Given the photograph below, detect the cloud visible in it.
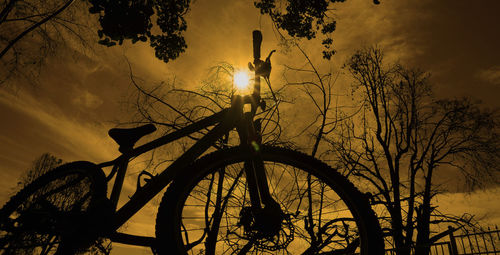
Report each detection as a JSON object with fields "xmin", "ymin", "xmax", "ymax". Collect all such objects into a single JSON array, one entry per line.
[
  {"xmin": 437, "ymin": 188, "xmax": 500, "ymax": 226},
  {"xmin": 72, "ymin": 89, "xmax": 104, "ymax": 109},
  {"xmin": 5, "ymin": 91, "xmax": 115, "ymax": 158},
  {"xmin": 0, "ymin": 90, "xmax": 118, "ymax": 203},
  {"xmin": 477, "ymin": 66, "xmax": 500, "ymax": 85}
]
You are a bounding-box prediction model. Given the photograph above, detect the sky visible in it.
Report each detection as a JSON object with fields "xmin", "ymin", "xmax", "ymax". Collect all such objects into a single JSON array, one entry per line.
[{"xmin": 1, "ymin": 0, "xmax": 499, "ymax": 254}]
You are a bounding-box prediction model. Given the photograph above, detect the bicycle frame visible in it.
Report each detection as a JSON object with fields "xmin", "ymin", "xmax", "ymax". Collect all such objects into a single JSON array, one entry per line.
[
  {"xmin": 95, "ymin": 82, "xmax": 272, "ymax": 248},
  {"xmin": 91, "ymin": 30, "xmax": 272, "ymax": 248}
]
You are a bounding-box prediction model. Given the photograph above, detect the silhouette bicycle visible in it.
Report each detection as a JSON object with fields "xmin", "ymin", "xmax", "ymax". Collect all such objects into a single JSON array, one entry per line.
[{"xmin": 0, "ymin": 31, "xmax": 384, "ymax": 254}]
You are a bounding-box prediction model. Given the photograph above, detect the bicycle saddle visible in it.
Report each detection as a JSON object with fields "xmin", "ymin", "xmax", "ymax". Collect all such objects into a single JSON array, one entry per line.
[{"xmin": 108, "ymin": 124, "xmax": 157, "ymax": 153}]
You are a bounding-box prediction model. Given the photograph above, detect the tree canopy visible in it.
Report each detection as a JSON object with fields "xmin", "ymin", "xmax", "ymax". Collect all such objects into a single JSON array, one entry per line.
[
  {"xmin": 88, "ymin": 0, "xmax": 190, "ymax": 63},
  {"xmin": 255, "ymin": 0, "xmax": 344, "ymax": 59}
]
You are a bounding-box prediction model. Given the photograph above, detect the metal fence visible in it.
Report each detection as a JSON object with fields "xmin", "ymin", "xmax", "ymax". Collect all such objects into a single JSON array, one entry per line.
[
  {"xmin": 450, "ymin": 226, "xmax": 500, "ymax": 255},
  {"xmin": 385, "ymin": 242, "xmax": 453, "ymax": 255},
  {"xmin": 384, "ymin": 225, "xmax": 500, "ymax": 255}
]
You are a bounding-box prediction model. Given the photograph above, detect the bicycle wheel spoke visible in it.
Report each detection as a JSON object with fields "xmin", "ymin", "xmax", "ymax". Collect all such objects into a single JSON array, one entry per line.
[
  {"xmin": 183, "ymin": 162, "xmax": 352, "ymax": 254},
  {"xmin": 32, "ymin": 174, "xmax": 86, "ymax": 203},
  {"xmin": 40, "ymin": 235, "xmax": 58, "ymax": 255}
]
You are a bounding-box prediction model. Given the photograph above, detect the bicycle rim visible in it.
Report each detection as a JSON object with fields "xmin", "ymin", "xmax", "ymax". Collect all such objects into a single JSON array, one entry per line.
[{"xmin": 156, "ymin": 146, "xmax": 384, "ymax": 254}]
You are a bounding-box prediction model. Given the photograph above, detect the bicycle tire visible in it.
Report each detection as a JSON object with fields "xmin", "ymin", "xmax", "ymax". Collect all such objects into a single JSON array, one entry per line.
[
  {"xmin": 0, "ymin": 161, "xmax": 109, "ymax": 255},
  {"xmin": 155, "ymin": 145, "xmax": 384, "ymax": 254}
]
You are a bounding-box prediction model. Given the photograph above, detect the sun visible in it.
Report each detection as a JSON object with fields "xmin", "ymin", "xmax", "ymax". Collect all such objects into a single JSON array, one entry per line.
[{"xmin": 234, "ymin": 70, "xmax": 250, "ymax": 90}]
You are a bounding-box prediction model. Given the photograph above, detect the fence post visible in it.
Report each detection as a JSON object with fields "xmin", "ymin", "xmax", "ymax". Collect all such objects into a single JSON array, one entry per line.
[
  {"xmin": 448, "ymin": 226, "xmax": 459, "ymax": 255},
  {"xmin": 489, "ymin": 226, "xmax": 498, "ymax": 254}
]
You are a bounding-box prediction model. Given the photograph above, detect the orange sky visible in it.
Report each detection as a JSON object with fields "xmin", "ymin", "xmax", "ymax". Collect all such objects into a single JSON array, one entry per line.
[{"xmin": 1, "ymin": 0, "xmax": 499, "ymax": 254}]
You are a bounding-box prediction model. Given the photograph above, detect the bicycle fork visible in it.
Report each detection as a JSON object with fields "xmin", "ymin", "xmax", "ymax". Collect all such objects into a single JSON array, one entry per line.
[
  {"xmin": 236, "ymin": 110, "xmax": 281, "ymax": 214},
  {"xmin": 235, "ymin": 111, "xmax": 284, "ymax": 240}
]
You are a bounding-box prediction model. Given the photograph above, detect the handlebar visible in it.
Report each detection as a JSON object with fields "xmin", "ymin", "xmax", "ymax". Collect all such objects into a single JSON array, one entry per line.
[{"xmin": 253, "ymin": 30, "xmax": 262, "ymax": 60}]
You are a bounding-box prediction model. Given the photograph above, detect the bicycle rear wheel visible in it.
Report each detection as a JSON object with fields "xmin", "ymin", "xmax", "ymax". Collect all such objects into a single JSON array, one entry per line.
[
  {"xmin": 155, "ymin": 146, "xmax": 384, "ymax": 254},
  {"xmin": 0, "ymin": 161, "xmax": 108, "ymax": 254}
]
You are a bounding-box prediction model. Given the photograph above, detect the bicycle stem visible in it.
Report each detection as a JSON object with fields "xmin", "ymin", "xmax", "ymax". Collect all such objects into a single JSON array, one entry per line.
[{"xmin": 252, "ymin": 30, "xmax": 262, "ymax": 113}]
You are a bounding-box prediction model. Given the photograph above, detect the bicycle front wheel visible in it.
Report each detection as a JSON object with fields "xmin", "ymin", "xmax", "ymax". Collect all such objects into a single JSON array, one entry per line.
[{"xmin": 155, "ymin": 146, "xmax": 384, "ymax": 254}]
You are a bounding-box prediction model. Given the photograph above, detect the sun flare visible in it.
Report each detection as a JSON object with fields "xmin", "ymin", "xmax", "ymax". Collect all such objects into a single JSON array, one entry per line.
[{"xmin": 234, "ymin": 71, "xmax": 250, "ymax": 90}]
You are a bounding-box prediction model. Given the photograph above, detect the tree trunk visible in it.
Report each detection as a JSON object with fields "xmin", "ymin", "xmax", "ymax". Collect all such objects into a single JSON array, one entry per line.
[
  {"xmin": 415, "ymin": 166, "xmax": 434, "ymax": 255},
  {"xmin": 389, "ymin": 206, "xmax": 411, "ymax": 255}
]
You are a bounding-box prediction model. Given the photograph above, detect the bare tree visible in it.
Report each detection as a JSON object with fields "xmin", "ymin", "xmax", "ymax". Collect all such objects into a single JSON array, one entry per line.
[
  {"xmin": 328, "ymin": 47, "xmax": 499, "ymax": 254},
  {"xmin": 19, "ymin": 152, "xmax": 63, "ymax": 186},
  {"xmin": 282, "ymin": 44, "xmax": 350, "ymax": 251},
  {"xmin": 0, "ymin": 0, "xmax": 96, "ymax": 85},
  {"xmin": 282, "ymin": 43, "xmax": 338, "ymax": 157}
]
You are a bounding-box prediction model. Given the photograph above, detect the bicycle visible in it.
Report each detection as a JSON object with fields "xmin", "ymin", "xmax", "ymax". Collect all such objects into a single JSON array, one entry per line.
[{"xmin": 0, "ymin": 30, "xmax": 384, "ymax": 254}]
